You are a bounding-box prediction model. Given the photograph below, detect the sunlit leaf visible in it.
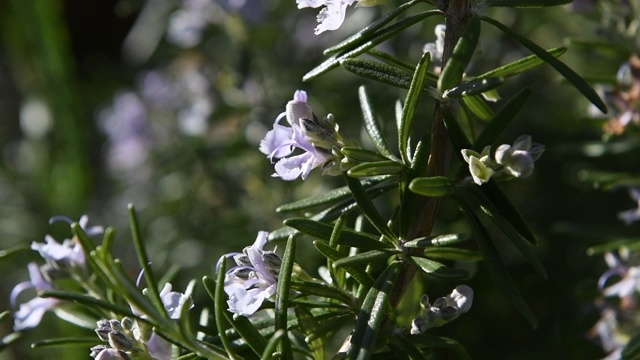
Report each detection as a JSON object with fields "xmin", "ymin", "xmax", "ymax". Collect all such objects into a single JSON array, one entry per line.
[
  {"xmin": 348, "ymin": 261, "xmax": 401, "ymax": 359},
  {"xmin": 332, "ymin": 250, "xmax": 398, "ymax": 269},
  {"xmin": 443, "ymin": 77, "xmax": 504, "ymax": 99},
  {"xmin": 357, "ymin": 88, "xmax": 395, "ymax": 158},
  {"xmin": 476, "ymin": 47, "xmax": 567, "ymax": 79},
  {"xmin": 438, "ymin": 16, "xmax": 481, "ymax": 91},
  {"xmin": 275, "ymin": 236, "xmax": 295, "ymax": 358},
  {"xmin": 403, "ymin": 233, "xmax": 469, "ymax": 248},
  {"xmin": 399, "ymin": 51, "xmax": 432, "ymax": 163},
  {"xmin": 294, "ymin": 306, "xmax": 325, "ymax": 360},
  {"xmin": 348, "ymin": 160, "xmax": 407, "ymax": 177},
  {"xmin": 423, "ymin": 247, "xmax": 483, "ymax": 262},
  {"xmin": 461, "ymin": 95, "xmax": 495, "ymax": 121},
  {"xmin": 304, "ymin": 11, "xmax": 441, "ymax": 81},
  {"xmin": 409, "ymin": 176, "xmax": 454, "ymax": 197},
  {"xmin": 409, "ymin": 256, "xmax": 470, "ymax": 280}
]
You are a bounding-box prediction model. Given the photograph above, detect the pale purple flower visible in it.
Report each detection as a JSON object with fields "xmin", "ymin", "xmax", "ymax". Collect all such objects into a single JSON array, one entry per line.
[
  {"xmin": 158, "ymin": 283, "xmax": 194, "ymax": 319},
  {"xmin": 10, "ymin": 263, "xmax": 60, "ymax": 331},
  {"xmin": 599, "ymin": 250, "xmax": 640, "ymax": 298},
  {"xmin": 31, "ymin": 215, "xmax": 104, "ymax": 268},
  {"xmin": 411, "ymin": 285, "xmax": 474, "ymax": 334},
  {"xmin": 129, "ymin": 280, "xmax": 193, "ymax": 320},
  {"xmin": 494, "ymin": 135, "xmax": 545, "ymax": 178},
  {"xmin": 618, "ymin": 188, "xmax": 640, "ymax": 225},
  {"xmin": 259, "ymin": 90, "xmax": 341, "ymax": 180},
  {"xmin": 297, "ymin": 0, "xmax": 359, "ymax": 35},
  {"xmin": 218, "ymin": 231, "xmax": 281, "ymax": 318}
]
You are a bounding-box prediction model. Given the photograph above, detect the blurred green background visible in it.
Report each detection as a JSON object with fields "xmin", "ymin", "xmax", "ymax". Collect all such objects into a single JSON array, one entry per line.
[{"xmin": 0, "ymin": 0, "xmax": 638, "ymax": 359}]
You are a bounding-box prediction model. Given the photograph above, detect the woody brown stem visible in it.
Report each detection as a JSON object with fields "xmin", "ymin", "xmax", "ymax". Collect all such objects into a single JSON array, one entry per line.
[{"xmin": 390, "ymin": 0, "xmax": 472, "ymax": 309}]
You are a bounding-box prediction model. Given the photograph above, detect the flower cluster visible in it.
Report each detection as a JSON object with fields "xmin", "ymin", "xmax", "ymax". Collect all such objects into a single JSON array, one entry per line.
[
  {"xmin": 217, "ymin": 231, "xmax": 282, "ymax": 318},
  {"xmin": 461, "ymin": 135, "xmax": 545, "ymax": 186},
  {"xmin": 92, "ymin": 318, "xmax": 159, "ymax": 360},
  {"xmin": 411, "ymin": 285, "xmax": 474, "ymax": 334},
  {"xmin": 92, "ymin": 282, "xmax": 193, "ymax": 360},
  {"xmin": 10, "ymin": 215, "xmax": 103, "ymax": 331},
  {"xmin": 588, "ymin": 55, "xmax": 640, "ymax": 135},
  {"xmin": 260, "ymin": 90, "xmax": 345, "ymax": 180}
]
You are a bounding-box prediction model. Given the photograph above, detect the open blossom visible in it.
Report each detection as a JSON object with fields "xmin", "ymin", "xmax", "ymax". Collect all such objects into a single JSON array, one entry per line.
[
  {"xmin": 461, "ymin": 146, "xmax": 496, "ymax": 186},
  {"xmin": 31, "ymin": 215, "xmax": 104, "ymax": 269},
  {"xmin": 217, "ymin": 231, "xmax": 282, "ymax": 318},
  {"xmin": 494, "ymin": 135, "xmax": 545, "ymax": 178},
  {"xmin": 461, "ymin": 135, "xmax": 544, "ymax": 186},
  {"xmin": 10, "ymin": 263, "xmax": 59, "ymax": 331},
  {"xmin": 411, "ymin": 285, "xmax": 474, "ymax": 334},
  {"xmin": 259, "ymin": 90, "xmax": 344, "ymax": 180},
  {"xmin": 297, "ymin": 0, "xmax": 359, "ymax": 35},
  {"xmin": 617, "ymin": 187, "xmax": 640, "ymax": 225}
]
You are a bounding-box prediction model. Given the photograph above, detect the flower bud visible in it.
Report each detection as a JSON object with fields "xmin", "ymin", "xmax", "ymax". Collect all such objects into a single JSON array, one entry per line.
[{"xmin": 108, "ymin": 331, "xmax": 135, "ymax": 351}]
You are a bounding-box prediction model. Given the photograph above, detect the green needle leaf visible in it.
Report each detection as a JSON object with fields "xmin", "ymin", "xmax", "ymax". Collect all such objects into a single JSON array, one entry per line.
[
  {"xmin": 458, "ymin": 198, "xmax": 538, "ymax": 328},
  {"xmin": 313, "ymin": 241, "xmax": 375, "ymax": 288},
  {"xmin": 409, "ymin": 256, "xmax": 470, "ymax": 280},
  {"xmin": 284, "ymin": 218, "xmax": 391, "ymax": 250},
  {"xmin": 348, "ymin": 261, "xmax": 401, "ymax": 360},
  {"xmin": 475, "ymin": 47, "xmax": 567, "ymax": 79},
  {"xmin": 275, "ymin": 236, "xmax": 296, "ymax": 358},
  {"xmin": 443, "ymin": 77, "xmax": 504, "ymax": 99},
  {"xmin": 399, "ymin": 51, "xmax": 432, "ymax": 164},
  {"xmin": 438, "ymin": 16, "xmax": 481, "ymax": 91},
  {"xmin": 304, "ymin": 11, "xmax": 440, "ymax": 81},
  {"xmin": 472, "ymin": 87, "xmax": 532, "ymax": 152},
  {"xmin": 128, "ymin": 204, "xmax": 163, "ymax": 315},
  {"xmin": 347, "ymin": 160, "xmax": 407, "ymax": 177},
  {"xmin": 359, "ymin": 86, "xmax": 395, "ymax": 158},
  {"xmin": 344, "ymin": 174, "xmax": 397, "ymax": 242},
  {"xmin": 206, "ymin": 267, "xmax": 238, "ymax": 360},
  {"xmin": 481, "ymin": 16, "xmax": 607, "ymax": 113},
  {"xmin": 324, "ymin": 0, "xmax": 431, "ymax": 55},
  {"xmin": 409, "ymin": 176, "xmax": 455, "ymax": 197}
]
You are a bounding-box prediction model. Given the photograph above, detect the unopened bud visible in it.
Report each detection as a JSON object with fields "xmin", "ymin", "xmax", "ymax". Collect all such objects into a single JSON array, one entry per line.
[
  {"xmin": 108, "ymin": 331, "xmax": 135, "ymax": 351},
  {"xmin": 94, "ymin": 348, "xmax": 132, "ymax": 360},
  {"xmin": 120, "ymin": 317, "xmax": 134, "ymax": 330}
]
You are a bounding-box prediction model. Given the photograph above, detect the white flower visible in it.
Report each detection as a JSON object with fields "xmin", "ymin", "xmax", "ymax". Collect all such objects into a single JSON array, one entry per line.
[
  {"xmin": 461, "ymin": 146, "xmax": 496, "ymax": 185},
  {"xmin": 411, "ymin": 285, "xmax": 473, "ymax": 334},
  {"xmin": 218, "ymin": 231, "xmax": 281, "ymax": 318},
  {"xmin": 423, "ymin": 24, "xmax": 446, "ymax": 61},
  {"xmin": 617, "ymin": 187, "xmax": 640, "ymax": 225},
  {"xmin": 494, "ymin": 135, "xmax": 545, "ymax": 178},
  {"xmin": 297, "ymin": 0, "xmax": 359, "ymax": 34}
]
